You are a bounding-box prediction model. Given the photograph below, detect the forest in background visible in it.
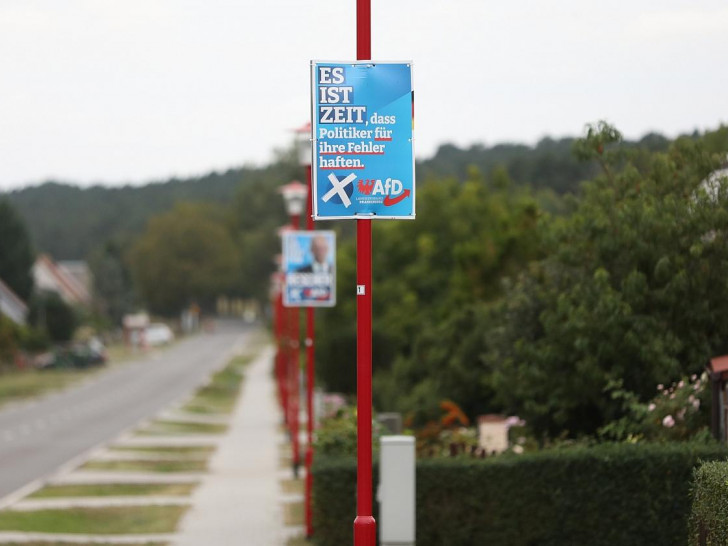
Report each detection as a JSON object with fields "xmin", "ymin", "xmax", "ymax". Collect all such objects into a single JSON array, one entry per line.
[{"xmin": 3, "ymin": 132, "xmax": 674, "ymax": 261}]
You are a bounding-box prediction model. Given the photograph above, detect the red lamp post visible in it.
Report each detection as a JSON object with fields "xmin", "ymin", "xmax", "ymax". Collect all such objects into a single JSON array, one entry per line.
[
  {"xmin": 270, "ymin": 268, "xmax": 286, "ymax": 420},
  {"xmin": 294, "ymin": 123, "xmax": 316, "ymax": 537},
  {"xmin": 354, "ymin": 1, "xmax": 376, "ymax": 545},
  {"xmin": 279, "ymin": 180, "xmax": 308, "ymax": 478}
]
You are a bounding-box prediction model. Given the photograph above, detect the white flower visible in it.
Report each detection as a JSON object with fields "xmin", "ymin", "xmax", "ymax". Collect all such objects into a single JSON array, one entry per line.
[
  {"xmin": 662, "ymin": 415, "xmax": 675, "ymax": 428},
  {"xmin": 512, "ymin": 445, "xmax": 524, "ymax": 454},
  {"xmin": 647, "ymin": 403, "xmax": 656, "ymax": 412}
]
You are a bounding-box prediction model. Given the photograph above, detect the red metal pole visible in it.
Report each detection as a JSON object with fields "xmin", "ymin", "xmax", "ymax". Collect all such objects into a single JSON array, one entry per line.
[
  {"xmin": 304, "ymin": 163, "xmax": 316, "ymax": 537},
  {"xmin": 279, "ymin": 289, "xmax": 289, "ymax": 427},
  {"xmin": 354, "ymin": 1, "xmax": 376, "ymax": 544},
  {"xmin": 290, "ymin": 213, "xmax": 301, "ymax": 478},
  {"xmin": 275, "ymin": 288, "xmax": 285, "ymax": 415}
]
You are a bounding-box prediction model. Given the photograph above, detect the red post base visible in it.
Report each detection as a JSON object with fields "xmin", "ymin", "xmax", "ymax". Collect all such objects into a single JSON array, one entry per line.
[{"xmin": 353, "ymin": 516, "xmax": 376, "ymax": 546}]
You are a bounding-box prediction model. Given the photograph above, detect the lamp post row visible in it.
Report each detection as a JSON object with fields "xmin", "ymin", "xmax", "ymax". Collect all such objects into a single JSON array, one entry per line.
[{"xmin": 277, "ymin": 129, "xmax": 316, "ymax": 537}]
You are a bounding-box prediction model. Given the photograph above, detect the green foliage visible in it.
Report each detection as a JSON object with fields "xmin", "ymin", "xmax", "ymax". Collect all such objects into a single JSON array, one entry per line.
[
  {"xmin": 4, "ymin": 170, "xmax": 248, "ymax": 260},
  {"xmin": 129, "ymin": 203, "xmax": 241, "ymax": 315},
  {"xmin": 28, "ymin": 292, "xmax": 77, "ymax": 343},
  {"xmin": 313, "ymin": 442, "xmax": 728, "ymax": 546},
  {"xmin": 488, "ymin": 123, "xmax": 728, "ymax": 437},
  {"xmin": 0, "ymin": 315, "xmax": 22, "ymax": 365},
  {"xmin": 87, "ymin": 240, "xmax": 135, "ymax": 324},
  {"xmin": 690, "ymin": 461, "xmax": 728, "ymax": 545},
  {"xmin": 313, "ymin": 407, "xmax": 384, "ymax": 457},
  {"xmin": 317, "ymin": 168, "xmax": 543, "ymax": 416},
  {"xmin": 0, "ymin": 198, "xmax": 34, "ymax": 300}
]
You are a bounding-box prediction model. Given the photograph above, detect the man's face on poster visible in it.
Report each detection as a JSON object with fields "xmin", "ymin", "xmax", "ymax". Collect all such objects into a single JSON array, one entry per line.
[{"xmin": 311, "ymin": 236, "xmax": 329, "ymax": 264}]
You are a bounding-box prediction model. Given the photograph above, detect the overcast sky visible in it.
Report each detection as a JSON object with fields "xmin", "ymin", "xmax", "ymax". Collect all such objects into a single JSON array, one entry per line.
[{"xmin": 1, "ymin": 1, "xmax": 726, "ymax": 190}]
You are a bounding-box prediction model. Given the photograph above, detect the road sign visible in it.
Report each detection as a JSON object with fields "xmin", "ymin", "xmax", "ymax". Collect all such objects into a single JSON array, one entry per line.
[
  {"xmin": 282, "ymin": 230, "xmax": 336, "ymax": 307},
  {"xmin": 311, "ymin": 61, "xmax": 414, "ymax": 220}
]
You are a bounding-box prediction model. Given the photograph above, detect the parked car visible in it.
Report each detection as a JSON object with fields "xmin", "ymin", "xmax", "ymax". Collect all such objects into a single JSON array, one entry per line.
[
  {"xmin": 36, "ymin": 337, "xmax": 107, "ymax": 370},
  {"xmin": 144, "ymin": 323, "xmax": 174, "ymax": 346}
]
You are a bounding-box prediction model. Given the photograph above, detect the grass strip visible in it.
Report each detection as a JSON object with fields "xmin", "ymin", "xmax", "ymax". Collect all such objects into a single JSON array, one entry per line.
[
  {"xmin": 283, "ymin": 501, "xmax": 304, "ymax": 527},
  {"xmin": 0, "ymin": 506, "xmax": 188, "ymax": 534},
  {"xmin": 28, "ymin": 483, "xmax": 196, "ymax": 498},
  {"xmin": 287, "ymin": 536, "xmax": 314, "ymax": 546},
  {"xmin": 0, "ymin": 369, "xmax": 89, "ymax": 408},
  {"xmin": 136, "ymin": 421, "xmax": 228, "ymax": 436},
  {"xmin": 81, "ymin": 459, "xmax": 207, "ymax": 473},
  {"xmin": 280, "ymin": 478, "xmax": 303, "ymax": 495},
  {"xmin": 181, "ymin": 356, "xmax": 249, "ymax": 415}
]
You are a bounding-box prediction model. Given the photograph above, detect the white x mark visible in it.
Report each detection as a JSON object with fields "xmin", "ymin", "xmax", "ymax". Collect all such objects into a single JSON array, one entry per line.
[{"xmin": 322, "ymin": 173, "xmax": 356, "ymax": 208}]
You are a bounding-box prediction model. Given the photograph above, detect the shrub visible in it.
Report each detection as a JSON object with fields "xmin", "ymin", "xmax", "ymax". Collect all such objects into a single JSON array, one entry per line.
[
  {"xmin": 690, "ymin": 461, "xmax": 728, "ymax": 545},
  {"xmin": 312, "ymin": 442, "xmax": 727, "ymax": 546}
]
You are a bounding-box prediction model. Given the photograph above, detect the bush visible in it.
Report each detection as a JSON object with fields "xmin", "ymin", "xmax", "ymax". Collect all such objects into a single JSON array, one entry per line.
[
  {"xmin": 690, "ymin": 461, "xmax": 728, "ymax": 545},
  {"xmin": 312, "ymin": 442, "xmax": 727, "ymax": 546}
]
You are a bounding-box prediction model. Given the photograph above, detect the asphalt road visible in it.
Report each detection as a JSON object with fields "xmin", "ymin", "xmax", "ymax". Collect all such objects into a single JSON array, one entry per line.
[{"xmin": 0, "ymin": 319, "xmax": 255, "ymax": 500}]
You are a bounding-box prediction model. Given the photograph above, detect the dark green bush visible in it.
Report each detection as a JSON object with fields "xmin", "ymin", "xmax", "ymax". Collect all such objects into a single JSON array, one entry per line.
[
  {"xmin": 312, "ymin": 442, "xmax": 727, "ymax": 546},
  {"xmin": 690, "ymin": 461, "xmax": 728, "ymax": 545}
]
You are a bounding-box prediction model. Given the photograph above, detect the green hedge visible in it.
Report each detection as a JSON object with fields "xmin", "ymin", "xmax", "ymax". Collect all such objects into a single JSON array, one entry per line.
[
  {"xmin": 312, "ymin": 443, "xmax": 727, "ymax": 546},
  {"xmin": 690, "ymin": 461, "xmax": 728, "ymax": 545}
]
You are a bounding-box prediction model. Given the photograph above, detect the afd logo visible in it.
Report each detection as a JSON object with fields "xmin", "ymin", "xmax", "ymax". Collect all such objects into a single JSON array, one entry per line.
[{"xmin": 357, "ymin": 178, "xmax": 411, "ymax": 206}]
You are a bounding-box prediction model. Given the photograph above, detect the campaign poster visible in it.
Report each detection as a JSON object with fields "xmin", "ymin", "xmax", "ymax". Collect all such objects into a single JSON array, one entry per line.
[
  {"xmin": 311, "ymin": 61, "xmax": 415, "ymax": 220},
  {"xmin": 282, "ymin": 230, "xmax": 336, "ymax": 307}
]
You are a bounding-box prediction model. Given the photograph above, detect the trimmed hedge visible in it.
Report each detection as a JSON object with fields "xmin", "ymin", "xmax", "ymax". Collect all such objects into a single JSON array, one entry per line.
[
  {"xmin": 690, "ymin": 461, "xmax": 728, "ymax": 545},
  {"xmin": 312, "ymin": 443, "xmax": 727, "ymax": 546}
]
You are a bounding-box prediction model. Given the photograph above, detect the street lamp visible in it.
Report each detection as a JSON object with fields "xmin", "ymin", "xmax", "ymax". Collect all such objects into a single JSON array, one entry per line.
[
  {"xmin": 294, "ymin": 122, "xmax": 316, "ymax": 538},
  {"xmin": 279, "ymin": 180, "xmax": 308, "ymax": 478}
]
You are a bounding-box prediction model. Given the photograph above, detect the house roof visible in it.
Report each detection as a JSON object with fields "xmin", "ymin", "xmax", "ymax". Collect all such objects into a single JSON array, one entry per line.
[{"xmin": 33, "ymin": 254, "xmax": 91, "ymax": 305}]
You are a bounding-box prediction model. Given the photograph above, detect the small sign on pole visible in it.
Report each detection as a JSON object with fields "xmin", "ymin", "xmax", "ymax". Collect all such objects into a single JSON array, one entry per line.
[
  {"xmin": 282, "ymin": 230, "xmax": 336, "ymax": 307},
  {"xmin": 311, "ymin": 61, "xmax": 415, "ymax": 220}
]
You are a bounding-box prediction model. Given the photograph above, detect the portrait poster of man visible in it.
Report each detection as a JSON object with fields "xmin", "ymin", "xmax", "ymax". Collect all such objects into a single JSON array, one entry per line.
[{"xmin": 282, "ymin": 230, "xmax": 336, "ymax": 307}]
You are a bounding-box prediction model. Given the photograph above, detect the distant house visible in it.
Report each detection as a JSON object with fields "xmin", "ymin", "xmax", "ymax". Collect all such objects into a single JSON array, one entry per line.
[
  {"xmin": 0, "ymin": 278, "xmax": 28, "ymax": 326},
  {"xmin": 33, "ymin": 254, "xmax": 92, "ymax": 306}
]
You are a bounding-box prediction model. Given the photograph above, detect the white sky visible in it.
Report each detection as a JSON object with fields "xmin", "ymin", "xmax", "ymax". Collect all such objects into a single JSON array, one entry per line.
[{"xmin": 1, "ymin": 0, "xmax": 726, "ymax": 190}]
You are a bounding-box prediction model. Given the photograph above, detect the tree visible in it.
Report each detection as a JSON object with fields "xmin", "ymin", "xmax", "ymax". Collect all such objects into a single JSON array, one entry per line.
[
  {"xmin": 488, "ymin": 123, "xmax": 728, "ymax": 437},
  {"xmin": 29, "ymin": 291, "xmax": 77, "ymax": 343},
  {"xmin": 0, "ymin": 198, "xmax": 34, "ymax": 301},
  {"xmin": 316, "ymin": 167, "xmax": 543, "ymax": 417},
  {"xmin": 88, "ymin": 240, "xmax": 135, "ymax": 324},
  {"xmin": 129, "ymin": 203, "xmax": 241, "ymax": 315}
]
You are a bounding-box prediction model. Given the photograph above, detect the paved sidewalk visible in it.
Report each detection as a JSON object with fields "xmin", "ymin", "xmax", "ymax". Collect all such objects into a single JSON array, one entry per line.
[{"xmin": 173, "ymin": 346, "xmax": 283, "ymax": 546}]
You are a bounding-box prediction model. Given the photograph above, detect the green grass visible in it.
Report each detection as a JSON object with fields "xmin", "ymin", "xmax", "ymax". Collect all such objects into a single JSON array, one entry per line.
[
  {"xmin": 0, "ymin": 506, "xmax": 188, "ymax": 534},
  {"xmin": 0, "ymin": 368, "xmax": 90, "ymax": 408},
  {"xmin": 28, "ymin": 483, "xmax": 197, "ymax": 498},
  {"xmin": 81, "ymin": 459, "xmax": 207, "ymax": 473},
  {"xmin": 287, "ymin": 535, "xmax": 315, "ymax": 546},
  {"xmin": 136, "ymin": 421, "xmax": 228, "ymax": 436},
  {"xmin": 109, "ymin": 446, "xmax": 215, "ymax": 457},
  {"xmin": 280, "ymin": 478, "xmax": 303, "ymax": 495},
  {"xmin": 283, "ymin": 500, "xmax": 304, "ymax": 526},
  {"xmin": 181, "ymin": 356, "xmax": 249, "ymax": 415}
]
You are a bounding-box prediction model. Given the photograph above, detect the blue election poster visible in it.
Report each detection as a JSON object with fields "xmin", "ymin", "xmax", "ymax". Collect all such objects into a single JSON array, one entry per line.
[
  {"xmin": 311, "ymin": 61, "xmax": 414, "ymax": 220},
  {"xmin": 282, "ymin": 230, "xmax": 336, "ymax": 307}
]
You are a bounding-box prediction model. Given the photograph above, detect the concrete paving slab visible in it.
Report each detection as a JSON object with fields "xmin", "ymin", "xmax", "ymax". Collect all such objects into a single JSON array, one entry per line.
[
  {"xmin": 93, "ymin": 451, "xmax": 207, "ymax": 462},
  {"xmin": 173, "ymin": 346, "xmax": 283, "ymax": 546}
]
